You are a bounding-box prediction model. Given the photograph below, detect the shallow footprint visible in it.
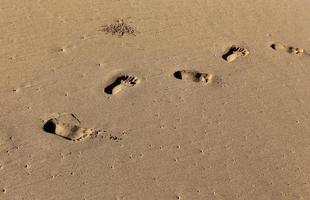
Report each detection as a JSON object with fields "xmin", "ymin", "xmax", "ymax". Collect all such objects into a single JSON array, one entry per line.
[
  {"xmin": 222, "ymin": 46, "xmax": 250, "ymax": 62},
  {"xmin": 174, "ymin": 70, "xmax": 213, "ymax": 84},
  {"xmin": 43, "ymin": 113, "xmax": 100, "ymax": 141},
  {"xmin": 271, "ymin": 42, "xmax": 305, "ymax": 56},
  {"xmin": 104, "ymin": 75, "xmax": 140, "ymax": 95}
]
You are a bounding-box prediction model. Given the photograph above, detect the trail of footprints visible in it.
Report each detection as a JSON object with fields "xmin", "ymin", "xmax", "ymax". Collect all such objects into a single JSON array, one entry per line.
[{"xmin": 42, "ymin": 43, "xmax": 308, "ymax": 141}]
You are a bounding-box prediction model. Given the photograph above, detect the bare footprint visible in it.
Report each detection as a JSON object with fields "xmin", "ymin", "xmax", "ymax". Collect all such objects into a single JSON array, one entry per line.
[
  {"xmin": 43, "ymin": 113, "xmax": 100, "ymax": 141},
  {"xmin": 271, "ymin": 42, "xmax": 306, "ymax": 56},
  {"xmin": 174, "ymin": 70, "xmax": 213, "ymax": 84},
  {"xmin": 104, "ymin": 75, "xmax": 140, "ymax": 95},
  {"xmin": 222, "ymin": 46, "xmax": 250, "ymax": 62}
]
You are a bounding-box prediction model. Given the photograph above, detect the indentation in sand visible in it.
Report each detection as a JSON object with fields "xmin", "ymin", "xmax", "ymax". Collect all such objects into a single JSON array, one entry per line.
[
  {"xmin": 174, "ymin": 70, "xmax": 213, "ymax": 84},
  {"xmin": 104, "ymin": 75, "xmax": 140, "ymax": 95},
  {"xmin": 271, "ymin": 42, "xmax": 306, "ymax": 56},
  {"xmin": 222, "ymin": 46, "xmax": 250, "ymax": 62},
  {"xmin": 43, "ymin": 113, "xmax": 101, "ymax": 141}
]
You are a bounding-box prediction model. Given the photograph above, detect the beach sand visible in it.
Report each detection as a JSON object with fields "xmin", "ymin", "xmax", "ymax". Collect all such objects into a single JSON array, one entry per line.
[{"xmin": 1, "ymin": 0, "xmax": 310, "ymax": 199}]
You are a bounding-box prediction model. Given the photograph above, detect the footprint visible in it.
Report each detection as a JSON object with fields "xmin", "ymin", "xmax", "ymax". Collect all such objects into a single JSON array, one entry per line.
[
  {"xmin": 174, "ymin": 70, "xmax": 213, "ymax": 84},
  {"xmin": 271, "ymin": 42, "xmax": 305, "ymax": 56},
  {"xmin": 222, "ymin": 46, "xmax": 250, "ymax": 62},
  {"xmin": 104, "ymin": 75, "xmax": 140, "ymax": 95},
  {"xmin": 43, "ymin": 113, "xmax": 100, "ymax": 141}
]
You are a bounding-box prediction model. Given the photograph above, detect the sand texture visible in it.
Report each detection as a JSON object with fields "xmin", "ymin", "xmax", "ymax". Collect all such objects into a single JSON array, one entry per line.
[{"xmin": 1, "ymin": 0, "xmax": 310, "ymax": 199}]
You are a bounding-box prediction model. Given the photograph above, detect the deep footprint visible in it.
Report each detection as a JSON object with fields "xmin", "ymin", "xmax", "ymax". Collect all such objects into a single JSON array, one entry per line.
[
  {"xmin": 104, "ymin": 75, "xmax": 140, "ymax": 95},
  {"xmin": 222, "ymin": 46, "xmax": 250, "ymax": 62},
  {"xmin": 43, "ymin": 113, "xmax": 100, "ymax": 141},
  {"xmin": 271, "ymin": 42, "xmax": 305, "ymax": 56},
  {"xmin": 174, "ymin": 70, "xmax": 213, "ymax": 83}
]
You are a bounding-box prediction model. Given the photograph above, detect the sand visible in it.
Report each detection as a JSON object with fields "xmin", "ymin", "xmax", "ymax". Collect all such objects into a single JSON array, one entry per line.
[{"xmin": 1, "ymin": 0, "xmax": 310, "ymax": 199}]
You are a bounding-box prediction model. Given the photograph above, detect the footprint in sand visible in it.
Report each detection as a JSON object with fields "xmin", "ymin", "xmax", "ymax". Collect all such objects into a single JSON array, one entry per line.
[
  {"xmin": 174, "ymin": 70, "xmax": 213, "ymax": 84},
  {"xmin": 43, "ymin": 113, "xmax": 100, "ymax": 141},
  {"xmin": 271, "ymin": 42, "xmax": 306, "ymax": 56},
  {"xmin": 104, "ymin": 75, "xmax": 140, "ymax": 95},
  {"xmin": 222, "ymin": 46, "xmax": 250, "ymax": 62}
]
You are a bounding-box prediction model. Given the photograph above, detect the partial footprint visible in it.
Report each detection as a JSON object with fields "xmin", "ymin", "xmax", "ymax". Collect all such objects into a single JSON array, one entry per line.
[
  {"xmin": 104, "ymin": 75, "xmax": 140, "ymax": 95},
  {"xmin": 222, "ymin": 46, "xmax": 250, "ymax": 62},
  {"xmin": 174, "ymin": 70, "xmax": 213, "ymax": 84},
  {"xmin": 43, "ymin": 113, "xmax": 100, "ymax": 141},
  {"xmin": 271, "ymin": 42, "xmax": 306, "ymax": 56}
]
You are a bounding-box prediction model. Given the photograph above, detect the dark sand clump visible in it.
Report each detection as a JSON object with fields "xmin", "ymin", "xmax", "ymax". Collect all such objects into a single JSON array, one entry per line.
[{"xmin": 101, "ymin": 19, "xmax": 136, "ymax": 37}]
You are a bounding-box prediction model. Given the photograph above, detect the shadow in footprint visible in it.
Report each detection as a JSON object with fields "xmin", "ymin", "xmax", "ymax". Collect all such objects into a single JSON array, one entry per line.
[
  {"xmin": 42, "ymin": 120, "xmax": 70, "ymax": 141},
  {"xmin": 270, "ymin": 43, "xmax": 277, "ymax": 50},
  {"xmin": 173, "ymin": 71, "xmax": 182, "ymax": 80},
  {"xmin": 43, "ymin": 119, "xmax": 56, "ymax": 134},
  {"xmin": 104, "ymin": 77, "xmax": 124, "ymax": 94},
  {"xmin": 222, "ymin": 47, "xmax": 237, "ymax": 61}
]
